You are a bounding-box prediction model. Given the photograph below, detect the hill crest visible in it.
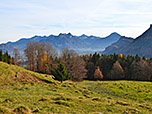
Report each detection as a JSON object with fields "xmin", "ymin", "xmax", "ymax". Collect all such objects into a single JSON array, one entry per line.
[{"xmin": 0, "ymin": 61, "xmax": 55, "ymax": 84}]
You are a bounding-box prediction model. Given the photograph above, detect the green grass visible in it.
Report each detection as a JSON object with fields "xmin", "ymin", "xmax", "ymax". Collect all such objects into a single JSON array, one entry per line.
[{"xmin": 0, "ymin": 62, "xmax": 152, "ymax": 114}]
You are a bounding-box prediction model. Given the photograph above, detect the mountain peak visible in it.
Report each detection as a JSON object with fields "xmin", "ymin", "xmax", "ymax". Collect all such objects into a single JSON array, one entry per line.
[
  {"xmin": 136, "ymin": 24, "xmax": 152, "ymax": 40},
  {"xmin": 58, "ymin": 33, "xmax": 73, "ymax": 37},
  {"xmin": 104, "ymin": 32, "xmax": 121, "ymax": 40},
  {"xmin": 67, "ymin": 32, "xmax": 72, "ymax": 36},
  {"xmin": 109, "ymin": 32, "xmax": 121, "ymax": 36},
  {"xmin": 81, "ymin": 34, "xmax": 88, "ymax": 37}
]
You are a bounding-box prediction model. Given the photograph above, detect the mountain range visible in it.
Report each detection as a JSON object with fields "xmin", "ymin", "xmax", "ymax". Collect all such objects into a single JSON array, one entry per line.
[
  {"xmin": 1, "ymin": 24, "xmax": 152, "ymax": 57},
  {"xmin": 103, "ymin": 24, "xmax": 152, "ymax": 57},
  {"xmin": 0, "ymin": 32, "xmax": 121, "ymax": 55}
]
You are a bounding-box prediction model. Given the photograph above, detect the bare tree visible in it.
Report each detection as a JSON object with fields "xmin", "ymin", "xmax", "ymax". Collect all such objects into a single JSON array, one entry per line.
[
  {"xmin": 35, "ymin": 42, "xmax": 45, "ymax": 72},
  {"xmin": 60, "ymin": 48, "xmax": 87, "ymax": 81},
  {"xmin": 24, "ymin": 41, "xmax": 44, "ymax": 71},
  {"xmin": 24, "ymin": 41, "xmax": 57, "ymax": 73},
  {"xmin": 60, "ymin": 47, "xmax": 77, "ymax": 62},
  {"xmin": 43, "ymin": 43, "xmax": 58, "ymax": 73},
  {"xmin": 13, "ymin": 48, "xmax": 20, "ymax": 64},
  {"xmin": 44, "ymin": 43, "xmax": 57, "ymax": 62},
  {"xmin": 24, "ymin": 41, "xmax": 36, "ymax": 71},
  {"xmin": 131, "ymin": 60, "xmax": 152, "ymax": 81}
]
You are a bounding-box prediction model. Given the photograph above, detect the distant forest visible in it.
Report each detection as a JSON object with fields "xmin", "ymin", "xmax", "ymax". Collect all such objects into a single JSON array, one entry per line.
[{"xmin": 1, "ymin": 41, "xmax": 152, "ymax": 82}]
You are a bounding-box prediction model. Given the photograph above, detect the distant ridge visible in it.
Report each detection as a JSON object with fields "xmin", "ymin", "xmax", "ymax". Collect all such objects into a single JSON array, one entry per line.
[
  {"xmin": 0, "ymin": 32, "xmax": 121, "ymax": 55},
  {"xmin": 103, "ymin": 36, "xmax": 134, "ymax": 55},
  {"xmin": 103, "ymin": 24, "xmax": 152, "ymax": 57}
]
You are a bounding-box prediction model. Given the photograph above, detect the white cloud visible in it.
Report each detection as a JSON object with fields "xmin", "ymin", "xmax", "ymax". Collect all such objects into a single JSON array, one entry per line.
[{"xmin": 0, "ymin": 0, "xmax": 152, "ymax": 43}]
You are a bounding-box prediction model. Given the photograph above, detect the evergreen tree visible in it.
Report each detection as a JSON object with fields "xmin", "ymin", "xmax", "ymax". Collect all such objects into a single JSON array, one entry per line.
[
  {"xmin": 2, "ymin": 51, "xmax": 10, "ymax": 64},
  {"xmin": 135, "ymin": 54, "xmax": 141, "ymax": 62},
  {"xmin": 142, "ymin": 56, "xmax": 146, "ymax": 60},
  {"xmin": 0, "ymin": 50, "xmax": 2, "ymax": 61},
  {"xmin": 92, "ymin": 52, "xmax": 100, "ymax": 64},
  {"xmin": 52, "ymin": 63, "xmax": 70, "ymax": 83}
]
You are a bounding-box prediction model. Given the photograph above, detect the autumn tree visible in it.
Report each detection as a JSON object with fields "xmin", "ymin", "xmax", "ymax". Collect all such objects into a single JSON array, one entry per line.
[
  {"xmin": 24, "ymin": 41, "xmax": 58, "ymax": 73},
  {"xmin": 94, "ymin": 66, "xmax": 103, "ymax": 80},
  {"xmin": 60, "ymin": 47, "xmax": 77, "ymax": 63},
  {"xmin": 24, "ymin": 41, "xmax": 37, "ymax": 71},
  {"xmin": 97, "ymin": 54, "xmax": 116, "ymax": 79},
  {"xmin": 108, "ymin": 61, "xmax": 125, "ymax": 80},
  {"xmin": 10, "ymin": 57, "xmax": 16, "ymax": 65},
  {"xmin": 42, "ymin": 43, "xmax": 58, "ymax": 73},
  {"xmin": 131, "ymin": 60, "xmax": 152, "ymax": 81},
  {"xmin": 68, "ymin": 55, "xmax": 87, "ymax": 81},
  {"xmin": 35, "ymin": 42, "xmax": 45, "ymax": 72},
  {"xmin": 24, "ymin": 41, "xmax": 45, "ymax": 71},
  {"xmin": 60, "ymin": 48, "xmax": 87, "ymax": 81}
]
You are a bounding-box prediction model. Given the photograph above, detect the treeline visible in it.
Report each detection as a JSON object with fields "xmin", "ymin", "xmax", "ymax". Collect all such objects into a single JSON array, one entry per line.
[
  {"xmin": 24, "ymin": 41, "xmax": 86, "ymax": 82},
  {"xmin": 23, "ymin": 41, "xmax": 152, "ymax": 82},
  {"xmin": 0, "ymin": 48, "xmax": 22, "ymax": 65},
  {"xmin": 2, "ymin": 41, "xmax": 151, "ymax": 82},
  {"xmin": 83, "ymin": 53, "xmax": 152, "ymax": 81},
  {"xmin": 0, "ymin": 50, "xmax": 13, "ymax": 64}
]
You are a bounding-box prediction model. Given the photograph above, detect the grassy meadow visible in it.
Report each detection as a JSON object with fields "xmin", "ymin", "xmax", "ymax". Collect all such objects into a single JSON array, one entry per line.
[{"xmin": 0, "ymin": 62, "xmax": 152, "ymax": 114}]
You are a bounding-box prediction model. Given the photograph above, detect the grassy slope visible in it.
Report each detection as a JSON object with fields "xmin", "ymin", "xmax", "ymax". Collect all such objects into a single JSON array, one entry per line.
[
  {"xmin": 0, "ymin": 61, "xmax": 55, "ymax": 85},
  {"xmin": 0, "ymin": 62, "xmax": 152, "ymax": 114}
]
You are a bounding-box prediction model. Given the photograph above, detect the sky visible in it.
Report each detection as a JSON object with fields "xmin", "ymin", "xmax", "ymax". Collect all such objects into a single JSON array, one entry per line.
[{"xmin": 0, "ymin": 0, "xmax": 152, "ymax": 43}]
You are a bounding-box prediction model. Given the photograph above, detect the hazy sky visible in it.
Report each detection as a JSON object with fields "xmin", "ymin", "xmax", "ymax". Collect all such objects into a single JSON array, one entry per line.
[{"xmin": 0, "ymin": 0, "xmax": 152, "ymax": 43}]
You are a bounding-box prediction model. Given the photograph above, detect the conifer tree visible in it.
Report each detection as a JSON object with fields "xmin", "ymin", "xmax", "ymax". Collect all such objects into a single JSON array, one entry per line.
[
  {"xmin": 52, "ymin": 63, "xmax": 70, "ymax": 83},
  {"xmin": 0, "ymin": 50, "xmax": 2, "ymax": 61},
  {"xmin": 3, "ymin": 51, "xmax": 10, "ymax": 64}
]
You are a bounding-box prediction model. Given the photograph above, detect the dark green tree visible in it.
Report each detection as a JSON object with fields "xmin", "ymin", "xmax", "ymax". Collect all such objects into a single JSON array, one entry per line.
[
  {"xmin": 52, "ymin": 63, "xmax": 70, "ymax": 83},
  {"xmin": 135, "ymin": 54, "xmax": 141, "ymax": 62},
  {"xmin": 2, "ymin": 51, "xmax": 10, "ymax": 64},
  {"xmin": 0, "ymin": 50, "xmax": 2, "ymax": 61},
  {"xmin": 92, "ymin": 52, "xmax": 100, "ymax": 64},
  {"xmin": 142, "ymin": 56, "xmax": 146, "ymax": 60}
]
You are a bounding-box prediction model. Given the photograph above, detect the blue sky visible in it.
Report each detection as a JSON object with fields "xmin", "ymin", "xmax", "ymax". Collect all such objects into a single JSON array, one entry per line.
[{"xmin": 0, "ymin": 0, "xmax": 152, "ymax": 43}]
